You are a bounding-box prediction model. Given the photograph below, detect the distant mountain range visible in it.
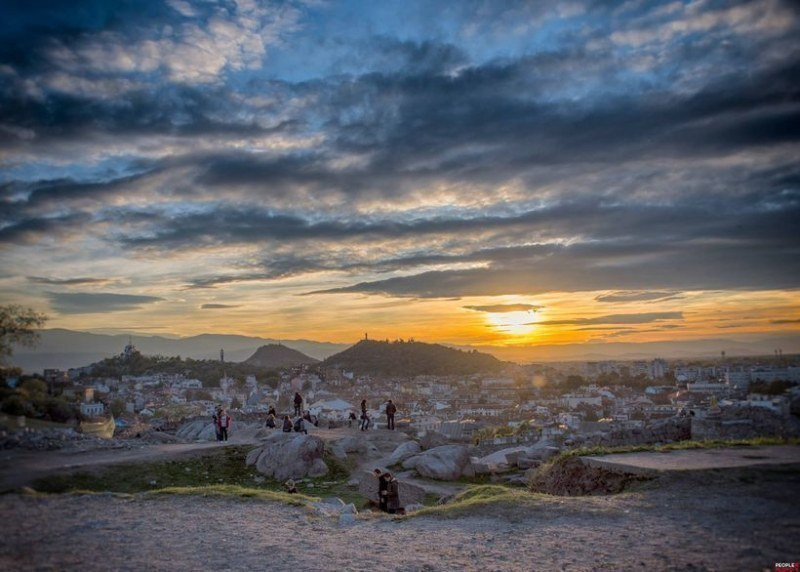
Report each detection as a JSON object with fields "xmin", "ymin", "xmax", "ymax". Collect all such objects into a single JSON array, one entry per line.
[
  {"xmin": 322, "ymin": 339, "xmax": 507, "ymax": 376},
  {"xmin": 10, "ymin": 329, "xmax": 349, "ymax": 373},
  {"xmin": 8, "ymin": 328, "xmax": 799, "ymax": 373},
  {"xmin": 243, "ymin": 344, "xmax": 319, "ymax": 369},
  {"xmin": 467, "ymin": 335, "xmax": 800, "ymax": 363}
]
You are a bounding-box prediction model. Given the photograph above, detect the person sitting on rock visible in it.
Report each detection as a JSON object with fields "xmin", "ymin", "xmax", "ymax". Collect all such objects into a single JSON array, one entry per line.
[
  {"xmin": 386, "ymin": 473, "xmax": 403, "ymax": 515},
  {"xmin": 268, "ymin": 405, "xmax": 277, "ymax": 417},
  {"xmin": 282, "ymin": 415, "xmax": 293, "ymax": 433},
  {"xmin": 374, "ymin": 468, "xmax": 389, "ymax": 512},
  {"xmin": 265, "ymin": 413, "xmax": 276, "ymax": 429},
  {"xmin": 293, "ymin": 416, "xmax": 307, "ymax": 435}
]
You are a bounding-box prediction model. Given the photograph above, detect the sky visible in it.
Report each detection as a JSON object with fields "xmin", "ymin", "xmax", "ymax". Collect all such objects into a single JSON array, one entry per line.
[{"xmin": 1, "ymin": 0, "xmax": 799, "ymax": 357}]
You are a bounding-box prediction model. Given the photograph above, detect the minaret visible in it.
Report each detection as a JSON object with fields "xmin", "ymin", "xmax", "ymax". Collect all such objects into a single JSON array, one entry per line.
[{"xmin": 220, "ymin": 348, "xmax": 224, "ymax": 363}]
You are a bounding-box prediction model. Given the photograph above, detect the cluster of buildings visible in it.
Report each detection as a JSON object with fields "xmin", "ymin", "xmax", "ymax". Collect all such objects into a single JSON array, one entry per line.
[{"xmin": 33, "ymin": 347, "xmax": 799, "ymax": 443}]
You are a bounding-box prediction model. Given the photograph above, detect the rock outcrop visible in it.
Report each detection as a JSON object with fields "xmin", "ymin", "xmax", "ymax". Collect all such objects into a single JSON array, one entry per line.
[
  {"xmin": 175, "ymin": 420, "xmax": 218, "ymax": 441},
  {"xmin": 245, "ymin": 433, "xmax": 328, "ymax": 480},
  {"xmin": 385, "ymin": 440, "xmax": 421, "ymax": 466},
  {"xmin": 420, "ymin": 430, "xmax": 449, "ymax": 450},
  {"xmin": 357, "ymin": 470, "xmax": 426, "ymax": 507},
  {"xmin": 403, "ymin": 444, "xmax": 474, "ymax": 480}
]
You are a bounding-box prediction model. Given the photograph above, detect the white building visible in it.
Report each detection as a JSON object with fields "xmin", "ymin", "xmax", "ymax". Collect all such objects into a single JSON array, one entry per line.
[
  {"xmin": 410, "ymin": 415, "xmax": 442, "ymax": 432},
  {"xmin": 80, "ymin": 402, "xmax": 104, "ymax": 417}
]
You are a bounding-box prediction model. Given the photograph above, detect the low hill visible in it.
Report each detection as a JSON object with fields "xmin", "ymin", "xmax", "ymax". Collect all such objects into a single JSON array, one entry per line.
[
  {"xmin": 322, "ymin": 339, "xmax": 507, "ymax": 376},
  {"xmin": 243, "ymin": 344, "xmax": 319, "ymax": 369}
]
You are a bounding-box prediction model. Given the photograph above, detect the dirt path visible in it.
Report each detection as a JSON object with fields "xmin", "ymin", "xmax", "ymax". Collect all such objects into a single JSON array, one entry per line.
[{"xmin": 2, "ymin": 464, "xmax": 798, "ymax": 571}]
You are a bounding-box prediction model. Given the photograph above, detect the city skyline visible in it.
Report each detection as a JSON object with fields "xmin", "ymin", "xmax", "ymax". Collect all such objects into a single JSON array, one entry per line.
[{"xmin": 1, "ymin": 0, "xmax": 799, "ymax": 357}]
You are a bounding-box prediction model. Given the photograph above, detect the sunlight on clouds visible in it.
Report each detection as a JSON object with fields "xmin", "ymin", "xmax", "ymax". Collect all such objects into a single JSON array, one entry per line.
[{"xmin": 486, "ymin": 310, "xmax": 539, "ymax": 336}]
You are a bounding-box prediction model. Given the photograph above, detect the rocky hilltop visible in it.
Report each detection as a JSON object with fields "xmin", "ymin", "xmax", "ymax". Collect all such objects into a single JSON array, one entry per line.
[
  {"xmin": 322, "ymin": 339, "xmax": 508, "ymax": 377},
  {"xmin": 243, "ymin": 344, "xmax": 319, "ymax": 369}
]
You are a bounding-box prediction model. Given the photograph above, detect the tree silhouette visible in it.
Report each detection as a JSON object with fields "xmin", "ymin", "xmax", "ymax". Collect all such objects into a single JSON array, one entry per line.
[{"xmin": 0, "ymin": 305, "xmax": 47, "ymax": 366}]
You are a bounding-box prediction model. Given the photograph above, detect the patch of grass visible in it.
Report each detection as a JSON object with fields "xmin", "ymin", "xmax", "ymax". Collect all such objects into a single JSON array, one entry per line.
[
  {"xmin": 406, "ymin": 484, "xmax": 616, "ymax": 520},
  {"xmin": 29, "ymin": 445, "xmax": 366, "ymax": 505},
  {"xmin": 147, "ymin": 484, "xmax": 317, "ymax": 506},
  {"xmin": 552, "ymin": 436, "xmax": 800, "ymax": 464},
  {"xmin": 33, "ymin": 446, "xmax": 282, "ymax": 495}
]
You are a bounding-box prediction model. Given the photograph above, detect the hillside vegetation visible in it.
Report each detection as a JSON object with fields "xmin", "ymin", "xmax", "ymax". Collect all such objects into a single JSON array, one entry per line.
[
  {"xmin": 80, "ymin": 351, "xmax": 279, "ymax": 388},
  {"xmin": 322, "ymin": 339, "xmax": 507, "ymax": 376},
  {"xmin": 243, "ymin": 344, "xmax": 318, "ymax": 369}
]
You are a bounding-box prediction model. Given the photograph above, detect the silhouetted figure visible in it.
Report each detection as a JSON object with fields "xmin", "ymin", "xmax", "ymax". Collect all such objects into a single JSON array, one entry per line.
[
  {"xmin": 360, "ymin": 410, "xmax": 370, "ymax": 431},
  {"xmin": 386, "ymin": 473, "xmax": 402, "ymax": 514},
  {"xmin": 375, "ymin": 468, "xmax": 389, "ymax": 512},
  {"xmin": 294, "ymin": 392, "xmax": 303, "ymax": 416},
  {"xmin": 385, "ymin": 399, "xmax": 397, "ymax": 430},
  {"xmin": 282, "ymin": 415, "xmax": 292, "ymax": 432}
]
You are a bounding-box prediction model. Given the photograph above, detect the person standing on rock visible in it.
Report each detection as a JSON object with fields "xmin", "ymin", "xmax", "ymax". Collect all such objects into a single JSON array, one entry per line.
[
  {"xmin": 294, "ymin": 392, "xmax": 303, "ymax": 416},
  {"xmin": 360, "ymin": 410, "xmax": 370, "ymax": 431},
  {"xmin": 217, "ymin": 409, "xmax": 231, "ymax": 441},
  {"xmin": 385, "ymin": 399, "xmax": 397, "ymax": 430}
]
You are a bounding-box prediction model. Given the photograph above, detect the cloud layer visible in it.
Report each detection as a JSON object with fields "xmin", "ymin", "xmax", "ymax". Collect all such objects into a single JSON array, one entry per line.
[{"xmin": 0, "ymin": 0, "xmax": 798, "ymax": 341}]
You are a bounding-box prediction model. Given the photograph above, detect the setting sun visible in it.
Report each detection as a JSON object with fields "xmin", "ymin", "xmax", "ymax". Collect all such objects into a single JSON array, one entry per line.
[{"xmin": 486, "ymin": 310, "xmax": 539, "ymax": 336}]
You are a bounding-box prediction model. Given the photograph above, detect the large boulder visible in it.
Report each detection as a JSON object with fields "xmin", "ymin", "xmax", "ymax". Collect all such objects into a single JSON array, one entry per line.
[
  {"xmin": 357, "ymin": 470, "xmax": 426, "ymax": 507},
  {"xmin": 420, "ymin": 430, "xmax": 449, "ymax": 450},
  {"xmin": 175, "ymin": 420, "xmax": 217, "ymax": 441},
  {"xmin": 329, "ymin": 435, "xmax": 380, "ymax": 456},
  {"xmin": 405, "ymin": 445, "xmax": 473, "ymax": 480},
  {"xmin": 385, "ymin": 440, "xmax": 421, "ymax": 466},
  {"xmin": 245, "ymin": 433, "xmax": 328, "ymax": 480}
]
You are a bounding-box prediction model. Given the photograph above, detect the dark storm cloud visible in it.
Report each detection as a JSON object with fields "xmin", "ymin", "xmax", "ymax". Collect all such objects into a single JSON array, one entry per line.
[
  {"xmin": 0, "ymin": 213, "xmax": 91, "ymax": 245},
  {"xmin": 47, "ymin": 292, "xmax": 164, "ymax": 314},
  {"xmin": 464, "ymin": 304, "xmax": 544, "ymax": 313},
  {"xmin": 309, "ymin": 217, "xmax": 800, "ymax": 297},
  {"xmin": 1, "ymin": 1, "xmax": 799, "ymax": 306}
]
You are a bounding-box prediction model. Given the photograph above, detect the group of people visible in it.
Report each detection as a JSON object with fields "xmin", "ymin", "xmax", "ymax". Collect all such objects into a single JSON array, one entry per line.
[
  {"xmin": 373, "ymin": 468, "xmax": 403, "ymax": 514},
  {"xmin": 356, "ymin": 399, "xmax": 397, "ymax": 431},
  {"xmin": 212, "ymin": 406, "xmax": 231, "ymax": 441}
]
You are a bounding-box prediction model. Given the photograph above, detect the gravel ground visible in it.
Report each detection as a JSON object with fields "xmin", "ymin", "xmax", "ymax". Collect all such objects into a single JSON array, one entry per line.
[{"xmin": 2, "ymin": 466, "xmax": 799, "ymax": 572}]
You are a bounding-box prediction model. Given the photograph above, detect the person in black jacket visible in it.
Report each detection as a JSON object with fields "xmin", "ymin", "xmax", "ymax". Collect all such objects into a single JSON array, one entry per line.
[
  {"xmin": 386, "ymin": 473, "xmax": 402, "ymax": 514},
  {"xmin": 385, "ymin": 399, "xmax": 397, "ymax": 430},
  {"xmin": 293, "ymin": 392, "xmax": 303, "ymax": 416},
  {"xmin": 374, "ymin": 469, "xmax": 389, "ymax": 512}
]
